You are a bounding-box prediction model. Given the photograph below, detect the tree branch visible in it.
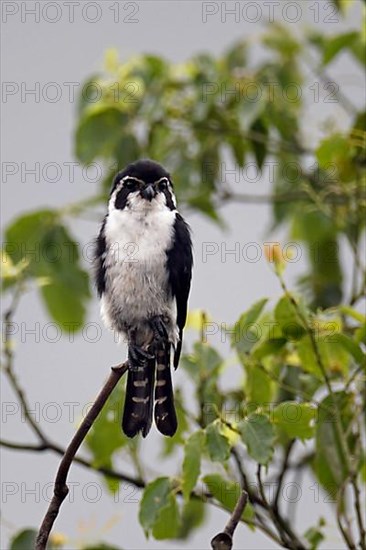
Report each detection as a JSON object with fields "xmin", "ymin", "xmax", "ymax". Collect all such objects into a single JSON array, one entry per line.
[
  {"xmin": 211, "ymin": 490, "xmax": 248, "ymax": 550},
  {"xmin": 230, "ymin": 447, "xmax": 294, "ymax": 548},
  {"xmin": 3, "ymin": 284, "xmax": 48, "ymax": 444},
  {"xmin": 219, "ymin": 189, "xmax": 358, "ymax": 206},
  {"xmin": 273, "ymin": 440, "xmax": 295, "ymax": 513},
  {"xmin": 336, "ymin": 482, "xmax": 357, "ymax": 550},
  {"xmin": 0, "ymin": 438, "xmax": 145, "ymax": 488},
  {"xmin": 0, "ymin": 439, "xmax": 48, "ymax": 452},
  {"xmin": 35, "ymin": 362, "xmax": 128, "ymax": 550},
  {"xmin": 257, "ymin": 465, "xmax": 306, "ymax": 550}
]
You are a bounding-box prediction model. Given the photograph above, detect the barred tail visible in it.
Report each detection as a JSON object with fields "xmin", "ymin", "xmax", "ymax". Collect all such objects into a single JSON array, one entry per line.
[
  {"xmin": 154, "ymin": 344, "xmax": 177, "ymax": 436},
  {"xmin": 122, "ymin": 358, "xmax": 155, "ymax": 438}
]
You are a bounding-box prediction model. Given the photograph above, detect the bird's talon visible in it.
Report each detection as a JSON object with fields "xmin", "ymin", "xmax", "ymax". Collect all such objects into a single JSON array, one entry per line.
[
  {"xmin": 149, "ymin": 315, "xmax": 168, "ymax": 344},
  {"xmin": 128, "ymin": 343, "xmax": 154, "ymax": 370}
]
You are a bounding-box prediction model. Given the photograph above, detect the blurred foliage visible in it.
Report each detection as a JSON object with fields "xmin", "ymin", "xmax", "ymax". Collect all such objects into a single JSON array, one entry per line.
[{"xmin": 2, "ymin": 4, "xmax": 366, "ymax": 549}]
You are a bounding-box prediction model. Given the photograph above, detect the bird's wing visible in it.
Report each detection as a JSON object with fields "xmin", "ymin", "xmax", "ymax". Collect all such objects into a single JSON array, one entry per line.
[
  {"xmin": 94, "ymin": 216, "xmax": 107, "ymax": 296},
  {"xmin": 166, "ymin": 213, "xmax": 193, "ymax": 368}
]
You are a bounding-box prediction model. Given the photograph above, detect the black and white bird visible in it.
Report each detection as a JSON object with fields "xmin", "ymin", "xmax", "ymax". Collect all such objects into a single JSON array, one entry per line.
[{"xmin": 94, "ymin": 159, "xmax": 193, "ymax": 438}]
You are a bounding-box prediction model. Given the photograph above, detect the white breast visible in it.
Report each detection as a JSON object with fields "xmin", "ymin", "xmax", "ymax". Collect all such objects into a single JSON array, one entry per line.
[{"xmin": 101, "ymin": 199, "xmax": 177, "ymax": 339}]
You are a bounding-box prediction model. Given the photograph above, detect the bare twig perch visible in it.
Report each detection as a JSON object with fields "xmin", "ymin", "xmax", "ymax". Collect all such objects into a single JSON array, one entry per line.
[
  {"xmin": 35, "ymin": 362, "xmax": 128, "ymax": 550},
  {"xmin": 211, "ymin": 490, "xmax": 248, "ymax": 550}
]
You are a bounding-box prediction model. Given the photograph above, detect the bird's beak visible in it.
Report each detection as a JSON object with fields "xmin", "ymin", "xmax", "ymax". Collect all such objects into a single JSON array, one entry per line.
[{"xmin": 141, "ymin": 184, "xmax": 156, "ymax": 201}]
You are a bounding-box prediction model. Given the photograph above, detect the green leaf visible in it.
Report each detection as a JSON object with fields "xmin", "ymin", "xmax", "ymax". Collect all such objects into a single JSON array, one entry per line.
[
  {"xmin": 177, "ymin": 499, "xmax": 206, "ymax": 539},
  {"xmin": 240, "ymin": 413, "xmax": 275, "ymax": 464},
  {"xmin": 252, "ymin": 337, "xmax": 287, "ymax": 360},
  {"xmin": 322, "ymin": 32, "xmax": 359, "ymax": 65},
  {"xmin": 304, "ymin": 518, "xmax": 326, "ymax": 550},
  {"xmin": 114, "ymin": 134, "xmax": 140, "ymax": 169},
  {"xmin": 276, "ymin": 365, "xmax": 304, "ymax": 403},
  {"xmin": 181, "ymin": 342, "xmax": 222, "ymax": 382},
  {"xmin": 225, "ymin": 41, "xmax": 247, "ymax": 70},
  {"xmin": 10, "ymin": 529, "xmax": 61, "ymax": 550},
  {"xmin": 297, "ymin": 333, "xmax": 352, "ymax": 377},
  {"xmin": 181, "ymin": 344, "xmax": 224, "ymax": 425},
  {"xmin": 263, "ymin": 24, "xmax": 301, "ymax": 60},
  {"xmin": 151, "ymin": 492, "xmax": 180, "ymax": 539},
  {"xmin": 339, "ymin": 306, "xmax": 366, "ymax": 324},
  {"xmin": 139, "ymin": 477, "xmax": 174, "ymax": 536},
  {"xmin": 81, "ymin": 545, "xmax": 123, "ymax": 550},
  {"xmin": 355, "ymin": 322, "xmax": 366, "ymax": 345},
  {"xmin": 274, "ymin": 295, "xmax": 306, "ymax": 340},
  {"xmin": 236, "ymin": 298, "xmax": 268, "ymax": 331},
  {"xmin": 4, "ymin": 209, "xmax": 57, "ymax": 265},
  {"xmin": 77, "ymin": 74, "xmax": 102, "ymax": 115},
  {"xmin": 203, "ymin": 474, "xmax": 254, "ymax": 524},
  {"xmin": 291, "ymin": 210, "xmax": 343, "ymax": 309},
  {"xmin": 245, "ymin": 362, "xmax": 274, "ymax": 405},
  {"xmin": 296, "ymin": 336, "xmax": 322, "ymax": 377},
  {"xmin": 4, "ymin": 212, "xmax": 90, "ymax": 331},
  {"xmin": 182, "ymin": 430, "xmax": 204, "ymax": 501},
  {"xmin": 205, "ymin": 420, "xmax": 231, "ymax": 462},
  {"xmin": 331, "ymin": 0, "xmax": 355, "ymax": 12},
  {"xmin": 40, "ymin": 278, "xmax": 87, "ymax": 332},
  {"xmin": 332, "ymin": 333, "xmax": 365, "ymax": 364},
  {"xmin": 187, "ymin": 193, "xmax": 222, "ymax": 224},
  {"xmin": 162, "ymin": 389, "xmax": 190, "ymax": 456},
  {"xmin": 317, "ymin": 133, "xmax": 345, "ymax": 165},
  {"xmin": 75, "ymin": 106, "xmax": 126, "ymax": 163},
  {"xmin": 250, "ymin": 118, "xmax": 268, "ymax": 169},
  {"xmin": 273, "ymin": 402, "xmax": 316, "ymax": 440},
  {"xmin": 316, "ymin": 134, "xmax": 354, "ymax": 182},
  {"xmin": 360, "ymin": 454, "xmax": 366, "ymax": 483},
  {"xmin": 228, "ymin": 133, "xmax": 246, "ymax": 166},
  {"xmin": 314, "ymin": 392, "xmax": 355, "ymax": 493},
  {"xmin": 231, "ymin": 299, "xmax": 268, "ymax": 355},
  {"xmin": 10, "ymin": 530, "xmax": 37, "ymax": 550}
]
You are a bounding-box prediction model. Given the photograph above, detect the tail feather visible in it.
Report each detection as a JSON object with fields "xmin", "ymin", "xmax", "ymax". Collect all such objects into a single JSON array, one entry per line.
[
  {"xmin": 154, "ymin": 345, "xmax": 177, "ymax": 436},
  {"xmin": 122, "ymin": 357, "xmax": 155, "ymax": 438}
]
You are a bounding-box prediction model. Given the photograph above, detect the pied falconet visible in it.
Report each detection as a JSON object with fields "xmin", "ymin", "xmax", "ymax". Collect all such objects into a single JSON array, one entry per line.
[{"xmin": 94, "ymin": 159, "xmax": 193, "ymax": 437}]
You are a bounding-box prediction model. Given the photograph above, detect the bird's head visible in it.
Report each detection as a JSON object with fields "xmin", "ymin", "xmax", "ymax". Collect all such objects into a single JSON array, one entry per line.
[{"xmin": 109, "ymin": 160, "xmax": 176, "ymax": 213}]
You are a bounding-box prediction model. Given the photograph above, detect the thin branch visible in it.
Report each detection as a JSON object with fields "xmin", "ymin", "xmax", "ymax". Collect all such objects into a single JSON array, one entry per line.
[
  {"xmin": 304, "ymin": 51, "xmax": 358, "ymax": 117},
  {"xmin": 231, "ymin": 447, "xmax": 264, "ymax": 507},
  {"xmin": 35, "ymin": 362, "xmax": 128, "ymax": 550},
  {"xmin": 2, "ymin": 284, "xmax": 47, "ymax": 444},
  {"xmin": 231, "ymin": 447, "xmax": 308, "ymax": 549},
  {"xmin": 337, "ymin": 482, "xmax": 357, "ymax": 550},
  {"xmin": 230, "ymin": 448, "xmax": 284, "ymax": 546},
  {"xmin": 219, "ymin": 190, "xmax": 358, "ymax": 206},
  {"xmin": 257, "ymin": 465, "xmax": 306, "ymax": 550},
  {"xmin": 351, "ymin": 470, "xmax": 366, "ymax": 550},
  {"xmin": 273, "ymin": 440, "xmax": 296, "ymax": 513},
  {"xmin": 257, "ymin": 465, "xmax": 291, "ymax": 549},
  {"xmin": 0, "ymin": 439, "xmax": 48, "ymax": 452},
  {"xmin": 345, "ymin": 364, "xmax": 366, "ymax": 393},
  {"xmin": 211, "ymin": 490, "xmax": 248, "ymax": 550},
  {"xmin": 0, "ymin": 438, "xmax": 145, "ymax": 488},
  {"xmin": 192, "ymin": 122, "xmax": 313, "ymax": 156}
]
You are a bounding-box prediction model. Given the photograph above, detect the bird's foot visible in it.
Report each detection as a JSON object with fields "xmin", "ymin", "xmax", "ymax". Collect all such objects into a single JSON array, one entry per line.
[
  {"xmin": 128, "ymin": 344, "xmax": 154, "ymax": 371},
  {"xmin": 149, "ymin": 315, "xmax": 169, "ymax": 346}
]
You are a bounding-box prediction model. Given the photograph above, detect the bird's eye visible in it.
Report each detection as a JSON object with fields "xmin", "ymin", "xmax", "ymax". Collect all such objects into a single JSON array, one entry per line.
[
  {"xmin": 158, "ymin": 179, "xmax": 168, "ymax": 190},
  {"xmin": 125, "ymin": 178, "xmax": 137, "ymax": 190}
]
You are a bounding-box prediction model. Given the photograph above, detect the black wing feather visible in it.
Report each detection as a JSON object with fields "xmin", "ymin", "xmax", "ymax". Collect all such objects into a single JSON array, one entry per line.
[
  {"xmin": 94, "ymin": 216, "xmax": 107, "ymax": 296},
  {"xmin": 166, "ymin": 213, "xmax": 193, "ymax": 368}
]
